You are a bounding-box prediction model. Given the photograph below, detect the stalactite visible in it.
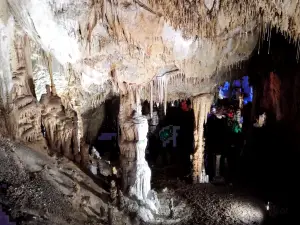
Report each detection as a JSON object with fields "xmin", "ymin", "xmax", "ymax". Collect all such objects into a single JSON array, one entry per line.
[{"xmin": 156, "ymin": 75, "xmax": 168, "ymax": 104}]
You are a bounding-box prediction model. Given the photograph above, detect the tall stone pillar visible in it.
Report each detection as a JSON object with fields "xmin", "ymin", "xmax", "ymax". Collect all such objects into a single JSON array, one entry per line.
[
  {"xmin": 118, "ymin": 84, "xmax": 151, "ymax": 201},
  {"xmin": 192, "ymin": 94, "xmax": 213, "ymax": 183}
]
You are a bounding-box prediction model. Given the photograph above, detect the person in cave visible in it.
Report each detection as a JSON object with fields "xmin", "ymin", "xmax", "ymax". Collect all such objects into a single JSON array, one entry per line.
[
  {"xmin": 226, "ymin": 119, "xmax": 242, "ymax": 183},
  {"xmin": 221, "ymin": 105, "xmax": 245, "ymax": 184},
  {"xmin": 157, "ymin": 112, "xmax": 172, "ymax": 166},
  {"xmin": 176, "ymin": 99, "xmax": 194, "ymax": 178}
]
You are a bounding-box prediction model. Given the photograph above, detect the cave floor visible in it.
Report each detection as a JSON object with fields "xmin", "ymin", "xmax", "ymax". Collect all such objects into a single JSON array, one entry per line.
[
  {"xmin": 148, "ymin": 163, "xmax": 290, "ymax": 225},
  {"xmin": 0, "ymin": 139, "xmax": 288, "ymax": 225},
  {"xmin": 0, "ymin": 138, "xmax": 126, "ymax": 225},
  {"xmin": 145, "ymin": 165, "xmax": 266, "ymax": 225}
]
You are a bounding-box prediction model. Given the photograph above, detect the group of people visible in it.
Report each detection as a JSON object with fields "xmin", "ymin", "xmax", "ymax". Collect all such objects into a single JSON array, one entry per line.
[{"xmin": 205, "ymin": 104, "xmax": 244, "ymax": 183}]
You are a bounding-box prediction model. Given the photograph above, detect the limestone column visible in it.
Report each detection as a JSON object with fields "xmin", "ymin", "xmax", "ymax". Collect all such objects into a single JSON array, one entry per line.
[
  {"xmin": 118, "ymin": 84, "xmax": 151, "ymax": 201},
  {"xmin": 192, "ymin": 94, "xmax": 213, "ymax": 183}
]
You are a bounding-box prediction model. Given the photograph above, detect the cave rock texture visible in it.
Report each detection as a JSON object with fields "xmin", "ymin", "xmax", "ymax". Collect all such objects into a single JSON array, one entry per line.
[
  {"xmin": 40, "ymin": 84, "xmax": 79, "ymax": 160},
  {"xmin": 118, "ymin": 85, "xmax": 151, "ymax": 202},
  {"xmin": 10, "ymin": 32, "xmax": 42, "ymax": 142},
  {"xmin": 0, "ymin": 2, "xmax": 300, "ymax": 221},
  {"xmin": 192, "ymin": 94, "xmax": 213, "ymax": 183}
]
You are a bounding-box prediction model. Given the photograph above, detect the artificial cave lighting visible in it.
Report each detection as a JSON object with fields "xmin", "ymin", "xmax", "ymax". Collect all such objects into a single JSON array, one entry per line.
[
  {"xmin": 0, "ymin": 0, "xmax": 295, "ymax": 224},
  {"xmin": 218, "ymin": 76, "xmax": 253, "ymax": 104},
  {"xmin": 218, "ymin": 81, "xmax": 231, "ymax": 99}
]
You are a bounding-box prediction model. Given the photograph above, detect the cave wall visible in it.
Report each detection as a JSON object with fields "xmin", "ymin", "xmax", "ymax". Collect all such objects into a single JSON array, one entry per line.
[
  {"xmin": 40, "ymin": 87, "xmax": 79, "ymax": 160},
  {"xmin": 249, "ymin": 29, "xmax": 300, "ymax": 137},
  {"xmin": 245, "ymin": 69, "xmax": 300, "ymax": 208},
  {"xmin": 82, "ymin": 104, "xmax": 106, "ymax": 145},
  {"xmin": 253, "ymin": 69, "xmax": 300, "ymax": 150},
  {"xmin": 10, "ymin": 32, "xmax": 42, "ymax": 142},
  {"xmin": 244, "ymin": 31, "xmax": 300, "ymax": 209},
  {"xmin": 0, "ymin": 26, "xmax": 81, "ymax": 163}
]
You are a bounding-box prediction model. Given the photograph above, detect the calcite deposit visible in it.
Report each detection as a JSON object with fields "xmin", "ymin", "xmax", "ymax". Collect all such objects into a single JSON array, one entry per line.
[
  {"xmin": 0, "ymin": 0, "xmax": 299, "ymax": 223},
  {"xmin": 118, "ymin": 85, "xmax": 151, "ymax": 202}
]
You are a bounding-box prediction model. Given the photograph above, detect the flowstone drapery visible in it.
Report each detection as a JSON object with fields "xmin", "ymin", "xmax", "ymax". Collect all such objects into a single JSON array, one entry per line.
[
  {"xmin": 192, "ymin": 94, "xmax": 213, "ymax": 183},
  {"xmin": 40, "ymin": 85, "xmax": 79, "ymax": 160},
  {"xmin": 9, "ymin": 31, "xmax": 42, "ymax": 142},
  {"xmin": 118, "ymin": 84, "xmax": 152, "ymax": 202}
]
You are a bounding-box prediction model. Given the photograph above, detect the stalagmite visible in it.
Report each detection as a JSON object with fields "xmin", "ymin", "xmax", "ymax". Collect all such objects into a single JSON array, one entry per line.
[
  {"xmin": 192, "ymin": 94, "xmax": 213, "ymax": 183},
  {"xmin": 118, "ymin": 84, "xmax": 153, "ymax": 204}
]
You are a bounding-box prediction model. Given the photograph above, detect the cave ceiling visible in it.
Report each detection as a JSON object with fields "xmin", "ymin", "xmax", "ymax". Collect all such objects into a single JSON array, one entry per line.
[{"xmin": 2, "ymin": 0, "xmax": 300, "ymax": 112}]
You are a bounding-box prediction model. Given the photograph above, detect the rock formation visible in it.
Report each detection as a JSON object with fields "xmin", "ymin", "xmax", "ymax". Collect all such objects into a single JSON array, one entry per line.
[
  {"xmin": 10, "ymin": 31, "xmax": 42, "ymax": 142},
  {"xmin": 0, "ymin": 0, "xmax": 299, "ymax": 223},
  {"xmin": 40, "ymin": 84, "xmax": 79, "ymax": 160},
  {"xmin": 192, "ymin": 94, "xmax": 213, "ymax": 183},
  {"xmin": 118, "ymin": 84, "xmax": 152, "ymax": 202}
]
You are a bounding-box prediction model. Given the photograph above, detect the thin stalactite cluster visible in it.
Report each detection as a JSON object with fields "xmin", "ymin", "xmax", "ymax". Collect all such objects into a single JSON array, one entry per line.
[{"xmin": 147, "ymin": 0, "xmax": 300, "ymax": 40}]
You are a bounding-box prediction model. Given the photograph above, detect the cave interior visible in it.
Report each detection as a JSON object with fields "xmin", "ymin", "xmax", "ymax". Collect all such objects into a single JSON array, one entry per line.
[{"xmin": 0, "ymin": 1, "xmax": 299, "ymax": 225}]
